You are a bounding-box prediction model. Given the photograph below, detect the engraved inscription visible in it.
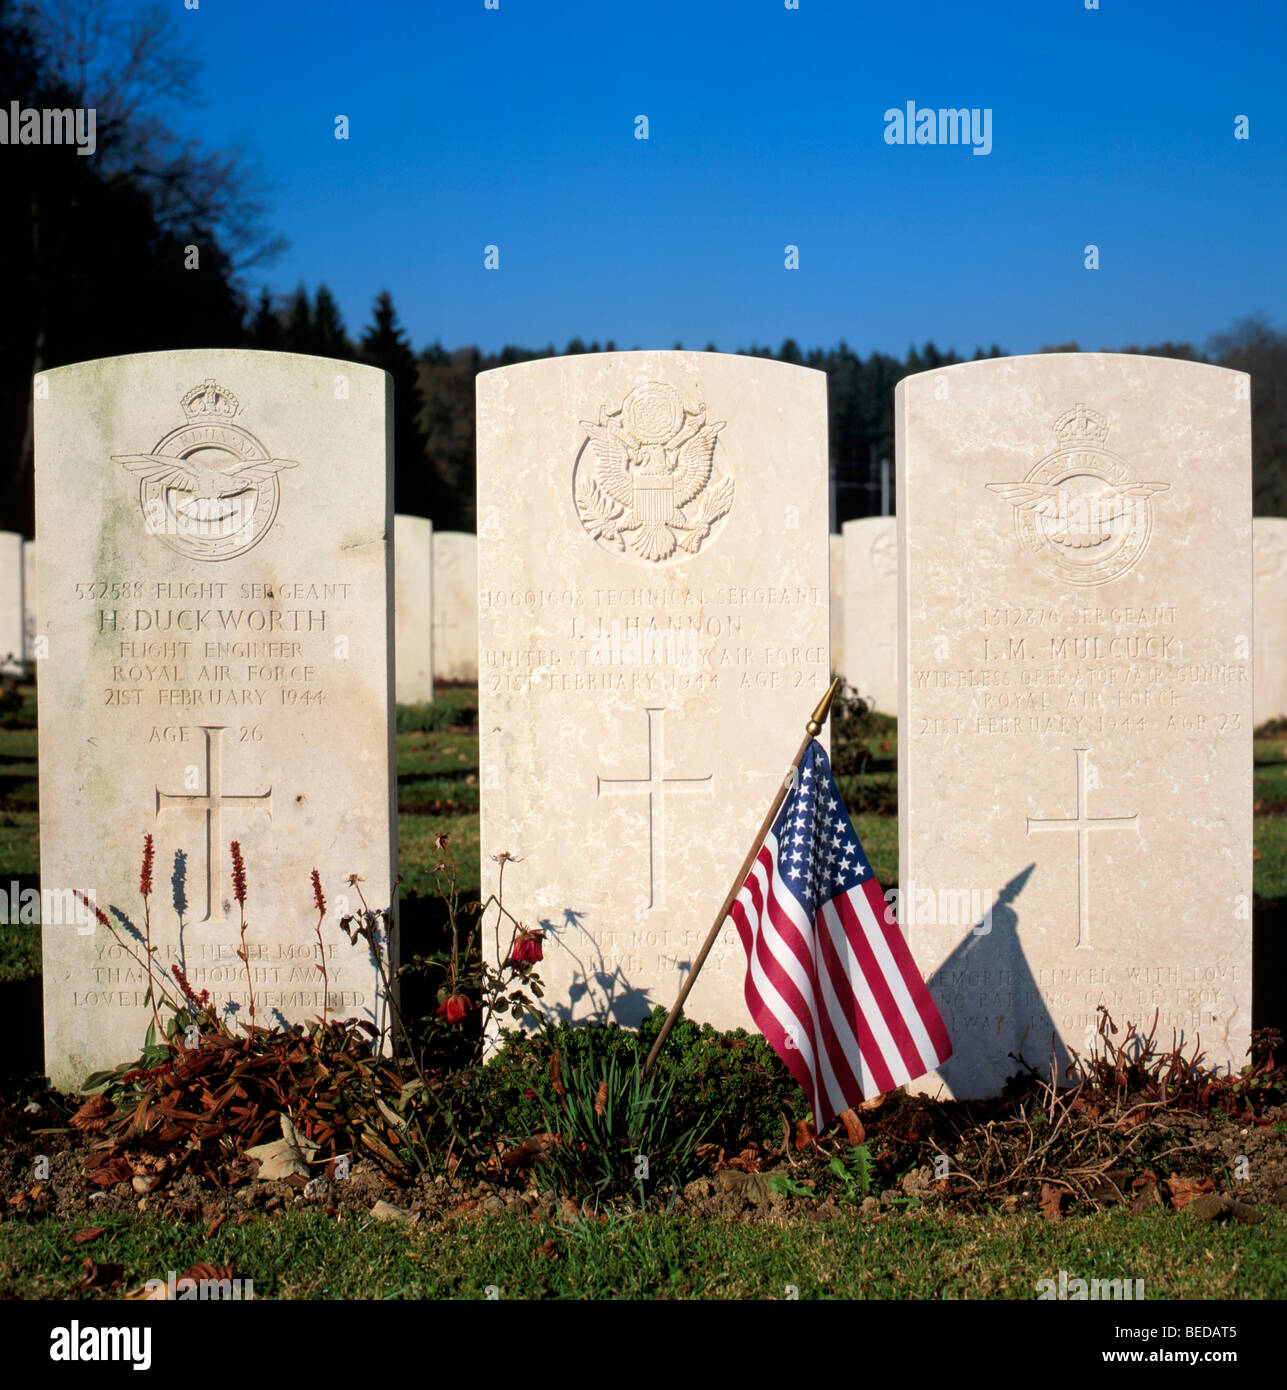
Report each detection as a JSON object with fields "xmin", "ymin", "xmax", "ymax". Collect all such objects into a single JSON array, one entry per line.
[
  {"xmin": 1025, "ymin": 747, "xmax": 1139, "ymax": 949},
  {"xmin": 114, "ymin": 380, "xmax": 298, "ymax": 561},
  {"xmin": 986, "ymin": 405, "xmax": 1169, "ymax": 586},
  {"xmin": 597, "ymin": 706, "xmax": 713, "ymax": 909},
  {"xmin": 573, "ymin": 381, "xmax": 734, "ymax": 563}
]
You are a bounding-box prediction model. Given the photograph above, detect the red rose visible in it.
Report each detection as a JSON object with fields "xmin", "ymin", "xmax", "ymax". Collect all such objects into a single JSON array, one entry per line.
[
  {"xmin": 509, "ymin": 928, "xmax": 544, "ymax": 966},
  {"xmin": 437, "ymin": 993, "xmax": 470, "ymax": 1024}
]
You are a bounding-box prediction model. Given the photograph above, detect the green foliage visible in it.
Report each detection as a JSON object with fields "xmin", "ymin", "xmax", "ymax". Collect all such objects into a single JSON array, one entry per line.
[
  {"xmin": 527, "ymin": 1050, "xmax": 705, "ymax": 1206},
  {"xmin": 828, "ymin": 1144, "xmax": 874, "ymax": 1201},
  {"xmin": 396, "ymin": 699, "xmax": 479, "ymax": 733},
  {"xmin": 476, "ymin": 1010, "xmax": 805, "ymax": 1157}
]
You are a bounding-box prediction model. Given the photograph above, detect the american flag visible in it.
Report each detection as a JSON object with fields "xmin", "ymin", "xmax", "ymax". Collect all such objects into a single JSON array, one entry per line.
[{"xmin": 729, "ymin": 739, "xmax": 951, "ymax": 1128}]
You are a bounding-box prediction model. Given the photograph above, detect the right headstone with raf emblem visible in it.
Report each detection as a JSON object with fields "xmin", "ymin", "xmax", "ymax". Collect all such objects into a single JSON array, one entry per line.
[
  {"xmin": 477, "ymin": 352, "xmax": 829, "ymax": 1031},
  {"xmin": 842, "ymin": 517, "xmax": 898, "ymax": 713},
  {"xmin": 898, "ymin": 354, "xmax": 1251, "ymax": 1099}
]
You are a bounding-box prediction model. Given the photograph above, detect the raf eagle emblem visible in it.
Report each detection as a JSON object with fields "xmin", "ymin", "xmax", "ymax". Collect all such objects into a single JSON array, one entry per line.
[{"xmin": 574, "ymin": 381, "xmax": 735, "ymax": 563}]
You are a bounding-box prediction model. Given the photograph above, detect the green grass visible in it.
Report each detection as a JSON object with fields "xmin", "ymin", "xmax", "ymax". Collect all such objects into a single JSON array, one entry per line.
[{"xmin": 2, "ymin": 1206, "xmax": 1281, "ymax": 1300}]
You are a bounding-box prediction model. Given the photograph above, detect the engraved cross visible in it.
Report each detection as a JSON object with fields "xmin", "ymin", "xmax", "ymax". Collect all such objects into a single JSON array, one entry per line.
[
  {"xmin": 156, "ymin": 726, "xmax": 273, "ymax": 923},
  {"xmin": 597, "ymin": 706, "xmax": 713, "ymax": 910},
  {"xmin": 1026, "ymin": 747, "xmax": 1138, "ymax": 949}
]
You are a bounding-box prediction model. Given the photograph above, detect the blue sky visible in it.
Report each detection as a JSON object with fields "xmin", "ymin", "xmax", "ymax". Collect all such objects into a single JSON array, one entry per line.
[{"xmin": 172, "ymin": 0, "xmax": 1284, "ymax": 357}]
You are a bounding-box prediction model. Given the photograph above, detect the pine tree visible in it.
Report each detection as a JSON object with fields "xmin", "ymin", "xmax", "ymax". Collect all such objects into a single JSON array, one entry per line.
[
  {"xmin": 312, "ymin": 284, "xmax": 352, "ymax": 358},
  {"xmin": 360, "ymin": 291, "xmax": 431, "ymax": 518},
  {"xmin": 248, "ymin": 287, "xmax": 282, "ymax": 349},
  {"xmin": 283, "ymin": 285, "xmax": 313, "ymax": 352}
]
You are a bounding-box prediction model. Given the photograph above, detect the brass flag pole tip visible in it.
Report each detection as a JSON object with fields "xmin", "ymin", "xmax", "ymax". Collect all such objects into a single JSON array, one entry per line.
[{"xmin": 807, "ymin": 676, "xmax": 843, "ymax": 735}]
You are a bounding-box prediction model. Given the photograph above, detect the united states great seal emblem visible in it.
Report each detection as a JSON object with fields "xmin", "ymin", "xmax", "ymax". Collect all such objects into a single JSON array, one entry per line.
[
  {"xmin": 114, "ymin": 379, "xmax": 298, "ymax": 561},
  {"xmin": 573, "ymin": 381, "xmax": 735, "ymax": 563}
]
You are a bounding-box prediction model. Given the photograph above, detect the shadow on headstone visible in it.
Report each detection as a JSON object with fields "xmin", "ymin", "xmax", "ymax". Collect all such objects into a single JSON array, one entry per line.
[
  {"xmin": 539, "ymin": 907, "xmax": 657, "ymax": 1027},
  {"xmin": 920, "ymin": 863, "xmax": 1074, "ymax": 1096}
]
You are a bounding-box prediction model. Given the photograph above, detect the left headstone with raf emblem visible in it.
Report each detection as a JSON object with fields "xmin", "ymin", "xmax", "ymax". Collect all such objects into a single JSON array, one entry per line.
[{"xmin": 35, "ymin": 352, "xmax": 397, "ymax": 1090}]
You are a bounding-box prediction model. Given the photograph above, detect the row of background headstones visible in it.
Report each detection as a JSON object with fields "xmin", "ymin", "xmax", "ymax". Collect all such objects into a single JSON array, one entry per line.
[{"xmin": 7, "ymin": 518, "xmax": 1287, "ymax": 724}]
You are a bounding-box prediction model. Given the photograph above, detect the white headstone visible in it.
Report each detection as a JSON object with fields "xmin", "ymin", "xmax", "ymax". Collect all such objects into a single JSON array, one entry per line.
[
  {"xmin": 1253, "ymin": 517, "xmax": 1287, "ymax": 727},
  {"xmin": 898, "ymin": 354, "xmax": 1252, "ymax": 1099},
  {"xmin": 842, "ymin": 517, "xmax": 898, "ymax": 713},
  {"xmin": 0, "ymin": 532, "xmax": 22, "ymax": 676},
  {"xmin": 394, "ymin": 514, "xmax": 434, "ymax": 704},
  {"xmin": 23, "ymin": 539, "xmax": 36, "ymax": 664},
  {"xmin": 477, "ymin": 352, "xmax": 829, "ymax": 1029},
  {"xmin": 829, "ymin": 533, "xmax": 845, "ymax": 680},
  {"xmin": 35, "ymin": 351, "xmax": 397, "ymax": 1088},
  {"xmin": 432, "ymin": 531, "xmax": 479, "ymax": 683}
]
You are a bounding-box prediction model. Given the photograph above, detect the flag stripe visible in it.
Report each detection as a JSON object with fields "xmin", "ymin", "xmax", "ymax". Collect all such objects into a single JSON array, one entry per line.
[{"xmin": 732, "ymin": 739, "xmax": 952, "ymax": 1127}]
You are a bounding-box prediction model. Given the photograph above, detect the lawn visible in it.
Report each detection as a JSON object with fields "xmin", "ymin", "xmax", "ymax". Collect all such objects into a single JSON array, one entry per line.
[{"xmin": 0, "ymin": 680, "xmax": 1283, "ymax": 1303}]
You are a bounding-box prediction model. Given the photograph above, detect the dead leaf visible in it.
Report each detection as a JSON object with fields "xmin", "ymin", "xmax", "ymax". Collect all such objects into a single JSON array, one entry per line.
[
  {"xmin": 593, "ymin": 1080, "xmax": 609, "ymax": 1117},
  {"xmin": 1164, "ymin": 1173, "xmax": 1215, "ymax": 1210},
  {"xmin": 70, "ymin": 1095, "xmax": 116, "ymax": 1132},
  {"xmin": 71, "ymin": 1255, "xmax": 124, "ymax": 1294},
  {"xmin": 549, "ymin": 1053, "xmax": 564, "ymax": 1099},
  {"xmin": 72, "ymin": 1227, "xmax": 106, "ymax": 1245},
  {"xmin": 795, "ymin": 1119, "xmax": 818, "ymax": 1152},
  {"xmin": 1039, "ymin": 1183, "xmax": 1070, "ymax": 1221},
  {"xmin": 502, "ymin": 1133, "xmax": 557, "ymax": 1170},
  {"xmin": 204, "ymin": 1212, "xmax": 227, "ymax": 1240},
  {"xmin": 837, "ymin": 1109, "xmax": 866, "ymax": 1146},
  {"xmin": 85, "ymin": 1156, "xmax": 134, "ymax": 1189}
]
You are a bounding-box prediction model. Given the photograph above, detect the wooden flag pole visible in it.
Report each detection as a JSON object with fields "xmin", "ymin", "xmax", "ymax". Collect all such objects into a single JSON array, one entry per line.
[{"xmin": 641, "ymin": 676, "xmax": 843, "ymax": 1078}]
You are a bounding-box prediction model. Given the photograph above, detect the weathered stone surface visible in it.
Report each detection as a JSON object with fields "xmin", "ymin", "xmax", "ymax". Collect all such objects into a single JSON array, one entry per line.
[
  {"xmin": 829, "ymin": 533, "xmax": 845, "ymax": 680},
  {"xmin": 842, "ymin": 517, "xmax": 898, "ymax": 713},
  {"xmin": 0, "ymin": 532, "xmax": 22, "ymax": 675},
  {"xmin": 1253, "ymin": 517, "xmax": 1287, "ymax": 727},
  {"xmin": 35, "ymin": 350, "xmax": 397, "ymax": 1088},
  {"xmin": 897, "ymin": 354, "xmax": 1251, "ymax": 1098},
  {"xmin": 432, "ymin": 531, "xmax": 478, "ymax": 682},
  {"xmin": 394, "ymin": 514, "xmax": 433, "ymax": 705},
  {"xmin": 477, "ymin": 352, "xmax": 829, "ymax": 1029}
]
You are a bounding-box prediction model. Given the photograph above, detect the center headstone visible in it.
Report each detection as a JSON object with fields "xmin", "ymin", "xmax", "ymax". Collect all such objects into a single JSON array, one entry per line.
[
  {"xmin": 477, "ymin": 352, "xmax": 829, "ymax": 1028},
  {"xmin": 898, "ymin": 353, "xmax": 1252, "ymax": 1098},
  {"xmin": 36, "ymin": 351, "xmax": 397, "ymax": 1089}
]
